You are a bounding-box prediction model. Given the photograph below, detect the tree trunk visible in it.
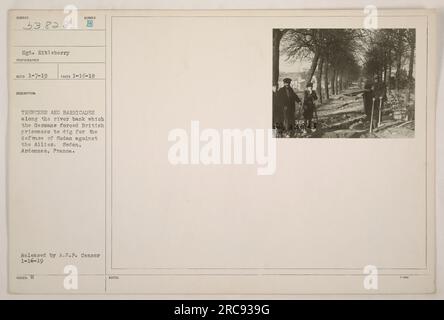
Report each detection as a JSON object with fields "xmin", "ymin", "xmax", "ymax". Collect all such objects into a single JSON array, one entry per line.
[
  {"xmin": 336, "ymin": 71, "xmax": 339, "ymax": 94},
  {"xmin": 395, "ymin": 32, "xmax": 404, "ymax": 92},
  {"xmin": 339, "ymin": 72, "xmax": 343, "ymax": 92},
  {"xmin": 388, "ymin": 52, "xmax": 392, "ymax": 90},
  {"xmin": 306, "ymin": 49, "xmax": 320, "ymax": 84},
  {"xmin": 324, "ymin": 60, "xmax": 329, "ymax": 100},
  {"xmin": 331, "ymin": 68, "xmax": 335, "ymax": 95},
  {"xmin": 316, "ymin": 56, "xmax": 324, "ymax": 103},
  {"xmin": 334, "ymin": 70, "xmax": 338, "ymax": 95},
  {"xmin": 408, "ymin": 39, "xmax": 415, "ymax": 81},
  {"xmin": 272, "ymin": 29, "xmax": 284, "ymax": 88},
  {"xmin": 395, "ymin": 54, "xmax": 402, "ymax": 91},
  {"xmin": 407, "ymin": 36, "xmax": 415, "ymax": 103}
]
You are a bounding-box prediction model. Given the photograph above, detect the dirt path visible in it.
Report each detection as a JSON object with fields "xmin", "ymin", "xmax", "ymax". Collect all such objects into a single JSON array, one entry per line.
[{"xmin": 298, "ymin": 90, "xmax": 414, "ymax": 138}]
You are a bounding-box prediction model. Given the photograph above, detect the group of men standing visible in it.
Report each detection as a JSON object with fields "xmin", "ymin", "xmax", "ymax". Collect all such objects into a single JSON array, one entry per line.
[
  {"xmin": 272, "ymin": 78, "xmax": 318, "ymax": 135},
  {"xmin": 273, "ymin": 76, "xmax": 387, "ymax": 136}
]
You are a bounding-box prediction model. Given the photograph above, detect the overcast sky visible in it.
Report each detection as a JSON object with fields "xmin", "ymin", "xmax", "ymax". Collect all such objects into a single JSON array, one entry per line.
[{"xmin": 279, "ymin": 55, "xmax": 311, "ymax": 73}]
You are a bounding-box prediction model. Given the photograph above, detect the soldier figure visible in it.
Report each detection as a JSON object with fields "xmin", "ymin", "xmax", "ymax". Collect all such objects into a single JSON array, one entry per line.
[
  {"xmin": 363, "ymin": 77, "xmax": 387, "ymax": 130},
  {"xmin": 373, "ymin": 77, "xmax": 387, "ymax": 127},
  {"xmin": 362, "ymin": 81, "xmax": 374, "ymax": 122},
  {"xmin": 276, "ymin": 78, "xmax": 301, "ymax": 134},
  {"xmin": 302, "ymin": 82, "xmax": 318, "ymax": 129},
  {"xmin": 272, "ymin": 84, "xmax": 282, "ymax": 130}
]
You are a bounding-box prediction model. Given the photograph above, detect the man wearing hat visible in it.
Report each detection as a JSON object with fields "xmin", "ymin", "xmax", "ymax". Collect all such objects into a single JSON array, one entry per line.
[
  {"xmin": 302, "ymin": 82, "xmax": 318, "ymax": 129},
  {"xmin": 276, "ymin": 78, "xmax": 301, "ymax": 133}
]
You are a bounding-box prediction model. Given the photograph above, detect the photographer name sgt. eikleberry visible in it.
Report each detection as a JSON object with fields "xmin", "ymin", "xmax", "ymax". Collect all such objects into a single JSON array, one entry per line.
[{"xmin": 272, "ymin": 28, "xmax": 416, "ymax": 138}]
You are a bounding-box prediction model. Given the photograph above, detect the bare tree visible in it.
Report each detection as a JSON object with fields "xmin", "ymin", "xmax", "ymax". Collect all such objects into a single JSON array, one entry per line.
[
  {"xmin": 316, "ymin": 55, "xmax": 324, "ymax": 102},
  {"xmin": 406, "ymin": 29, "xmax": 416, "ymax": 103},
  {"xmin": 272, "ymin": 29, "xmax": 289, "ymax": 88}
]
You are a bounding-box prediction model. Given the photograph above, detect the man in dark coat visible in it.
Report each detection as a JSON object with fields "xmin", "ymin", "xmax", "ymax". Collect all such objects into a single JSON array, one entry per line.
[
  {"xmin": 363, "ymin": 77, "xmax": 388, "ymax": 129},
  {"xmin": 302, "ymin": 82, "xmax": 318, "ymax": 129},
  {"xmin": 276, "ymin": 78, "xmax": 301, "ymax": 132},
  {"xmin": 373, "ymin": 78, "xmax": 387, "ymax": 127},
  {"xmin": 362, "ymin": 81, "xmax": 374, "ymax": 121},
  {"xmin": 272, "ymin": 85, "xmax": 283, "ymax": 130}
]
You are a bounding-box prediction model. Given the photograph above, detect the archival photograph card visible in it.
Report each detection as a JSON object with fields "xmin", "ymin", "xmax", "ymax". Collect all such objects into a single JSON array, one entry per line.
[{"xmin": 7, "ymin": 9, "xmax": 436, "ymax": 294}]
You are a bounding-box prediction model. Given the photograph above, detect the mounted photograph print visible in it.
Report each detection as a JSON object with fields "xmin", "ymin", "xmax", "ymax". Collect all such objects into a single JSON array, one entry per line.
[{"xmin": 272, "ymin": 28, "xmax": 416, "ymax": 138}]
